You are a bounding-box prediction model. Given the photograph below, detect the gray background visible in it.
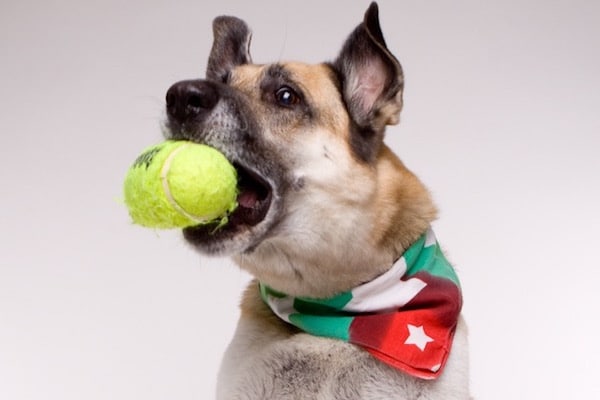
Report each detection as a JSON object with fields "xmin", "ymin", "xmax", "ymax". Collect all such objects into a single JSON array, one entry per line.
[{"xmin": 2, "ymin": 0, "xmax": 599, "ymax": 398}]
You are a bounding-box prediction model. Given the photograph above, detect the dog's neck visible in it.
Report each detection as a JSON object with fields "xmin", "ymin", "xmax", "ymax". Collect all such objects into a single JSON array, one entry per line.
[{"xmin": 235, "ymin": 235, "xmax": 393, "ymax": 298}]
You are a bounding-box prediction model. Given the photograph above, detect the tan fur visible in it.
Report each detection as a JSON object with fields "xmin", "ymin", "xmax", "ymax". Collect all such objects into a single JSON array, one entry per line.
[
  {"xmin": 371, "ymin": 146, "xmax": 438, "ymax": 255},
  {"xmin": 231, "ymin": 63, "xmax": 353, "ymax": 141}
]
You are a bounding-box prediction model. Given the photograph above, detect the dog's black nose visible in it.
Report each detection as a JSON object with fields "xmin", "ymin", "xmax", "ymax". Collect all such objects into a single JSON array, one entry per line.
[{"xmin": 165, "ymin": 80, "xmax": 219, "ymax": 123}]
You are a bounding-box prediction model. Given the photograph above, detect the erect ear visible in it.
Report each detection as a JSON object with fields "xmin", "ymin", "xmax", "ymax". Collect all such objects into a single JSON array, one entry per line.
[
  {"xmin": 334, "ymin": 2, "xmax": 403, "ymax": 136},
  {"xmin": 206, "ymin": 16, "xmax": 252, "ymax": 82}
]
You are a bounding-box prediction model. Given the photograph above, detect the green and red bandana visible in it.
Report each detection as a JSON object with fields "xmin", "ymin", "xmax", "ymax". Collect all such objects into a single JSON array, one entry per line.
[{"xmin": 259, "ymin": 228, "xmax": 462, "ymax": 380}]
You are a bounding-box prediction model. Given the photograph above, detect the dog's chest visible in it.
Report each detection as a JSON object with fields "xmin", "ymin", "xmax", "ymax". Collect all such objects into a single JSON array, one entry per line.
[
  {"xmin": 217, "ymin": 324, "xmax": 410, "ymax": 400},
  {"xmin": 215, "ymin": 287, "xmax": 470, "ymax": 400}
]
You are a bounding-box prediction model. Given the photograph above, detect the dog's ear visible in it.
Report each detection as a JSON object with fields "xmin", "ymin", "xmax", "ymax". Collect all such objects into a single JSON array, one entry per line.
[
  {"xmin": 206, "ymin": 16, "xmax": 252, "ymax": 82},
  {"xmin": 334, "ymin": 2, "xmax": 403, "ymax": 158}
]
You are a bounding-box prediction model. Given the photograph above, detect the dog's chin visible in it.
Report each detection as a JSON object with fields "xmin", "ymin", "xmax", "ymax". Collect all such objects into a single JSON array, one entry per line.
[{"xmin": 182, "ymin": 162, "xmax": 277, "ymax": 255}]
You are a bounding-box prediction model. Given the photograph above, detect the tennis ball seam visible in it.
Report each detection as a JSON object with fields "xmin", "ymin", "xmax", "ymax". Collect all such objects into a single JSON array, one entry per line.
[{"xmin": 159, "ymin": 143, "xmax": 215, "ymax": 224}]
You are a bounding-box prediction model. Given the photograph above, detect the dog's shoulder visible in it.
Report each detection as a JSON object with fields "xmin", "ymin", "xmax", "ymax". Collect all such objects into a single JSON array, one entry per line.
[{"xmin": 217, "ymin": 282, "xmax": 471, "ymax": 400}]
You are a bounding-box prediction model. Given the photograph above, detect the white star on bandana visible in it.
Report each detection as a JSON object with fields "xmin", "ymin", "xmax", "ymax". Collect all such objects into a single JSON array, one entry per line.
[{"xmin": 404, "ymin": 324, "xmax": 434, "ymax": 351}]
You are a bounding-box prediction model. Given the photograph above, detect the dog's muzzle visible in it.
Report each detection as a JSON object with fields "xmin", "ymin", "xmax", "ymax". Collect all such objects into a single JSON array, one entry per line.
[{"xmin": 163, "ymin": 79, "xmax": 277, "ymax": 254}]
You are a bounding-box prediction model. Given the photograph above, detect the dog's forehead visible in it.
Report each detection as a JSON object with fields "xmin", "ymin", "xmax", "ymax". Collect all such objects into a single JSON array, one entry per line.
[
  {"xmin": 275, "ymin": 62, "xmax": 340, "ymax": 94},
  {"xmin": 230, "ymin": 62, "xmax": 340, "ymax": 98}
]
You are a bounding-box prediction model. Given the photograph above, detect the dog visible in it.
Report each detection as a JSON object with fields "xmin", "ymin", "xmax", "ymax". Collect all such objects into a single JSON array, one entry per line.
[{"xmin": 163, "ymin": 2, "xmax": 470, "ymax": 399}]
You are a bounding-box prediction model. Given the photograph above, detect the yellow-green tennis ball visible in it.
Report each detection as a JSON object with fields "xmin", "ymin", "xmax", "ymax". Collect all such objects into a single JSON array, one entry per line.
[{"xmin": 123, "ymin": 141, "xmax": 238, "ymax": 229}]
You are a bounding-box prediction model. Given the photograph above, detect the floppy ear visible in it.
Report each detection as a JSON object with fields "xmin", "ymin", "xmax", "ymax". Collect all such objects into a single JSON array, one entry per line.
[
  {"xmin": 334, "ymin": 2, "xmax": 403, "ymax": 139},
  {"xmin": 206, "ymin": 16, "xmax": 252, "ymax": 82}
]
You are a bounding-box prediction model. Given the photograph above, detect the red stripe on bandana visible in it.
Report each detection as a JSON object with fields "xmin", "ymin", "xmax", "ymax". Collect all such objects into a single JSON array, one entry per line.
[{"xmin": 349, "ymin": 272, "xmax": 462, "ymax": 379}]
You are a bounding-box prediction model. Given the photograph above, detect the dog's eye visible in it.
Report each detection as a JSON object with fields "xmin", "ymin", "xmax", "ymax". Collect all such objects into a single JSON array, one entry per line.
[{"xmin": 274, "ymin": 86, "xmax": 300, "ymax": 107}]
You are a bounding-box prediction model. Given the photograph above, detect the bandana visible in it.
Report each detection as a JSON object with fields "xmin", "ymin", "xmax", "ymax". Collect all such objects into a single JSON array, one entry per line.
[{"xmin": 259, "ymin": 228, "xmax": 462, "ymax": 380}]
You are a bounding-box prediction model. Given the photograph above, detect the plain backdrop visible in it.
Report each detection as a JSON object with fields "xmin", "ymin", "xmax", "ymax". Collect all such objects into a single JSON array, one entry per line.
[{"xmin": 1, "ymin": 0, "xmax": 599, "ymax": 399}]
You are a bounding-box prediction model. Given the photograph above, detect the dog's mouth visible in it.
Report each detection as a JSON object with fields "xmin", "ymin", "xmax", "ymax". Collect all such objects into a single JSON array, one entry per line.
[
  {"xmin": 230, "ymin": 163, "xmax": 273, "ymax": 226},
  {"xmin": 182, "ymin": 161, "xmax": 274, "ymax": 248}
]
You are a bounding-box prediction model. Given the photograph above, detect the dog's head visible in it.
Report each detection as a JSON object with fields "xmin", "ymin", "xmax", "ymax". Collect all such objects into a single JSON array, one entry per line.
[{"xmin": 164, "ymin": 2, "xmax": 436, "ymax": 297}]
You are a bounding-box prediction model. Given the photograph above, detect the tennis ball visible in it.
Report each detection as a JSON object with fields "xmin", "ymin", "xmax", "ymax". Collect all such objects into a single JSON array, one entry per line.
[{"xmin": 123, "ymin": 141, "xmax": 238, "ymax": 229}]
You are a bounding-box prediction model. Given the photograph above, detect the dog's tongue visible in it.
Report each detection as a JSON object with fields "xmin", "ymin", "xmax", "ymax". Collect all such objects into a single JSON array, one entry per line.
[
  {"xmin": 232, "ymin": 165, "xmax": 272, "ymax": 225},
  {"xmin": 238, "ymin": 188, "xmax": 258, "ymax": 209}
]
